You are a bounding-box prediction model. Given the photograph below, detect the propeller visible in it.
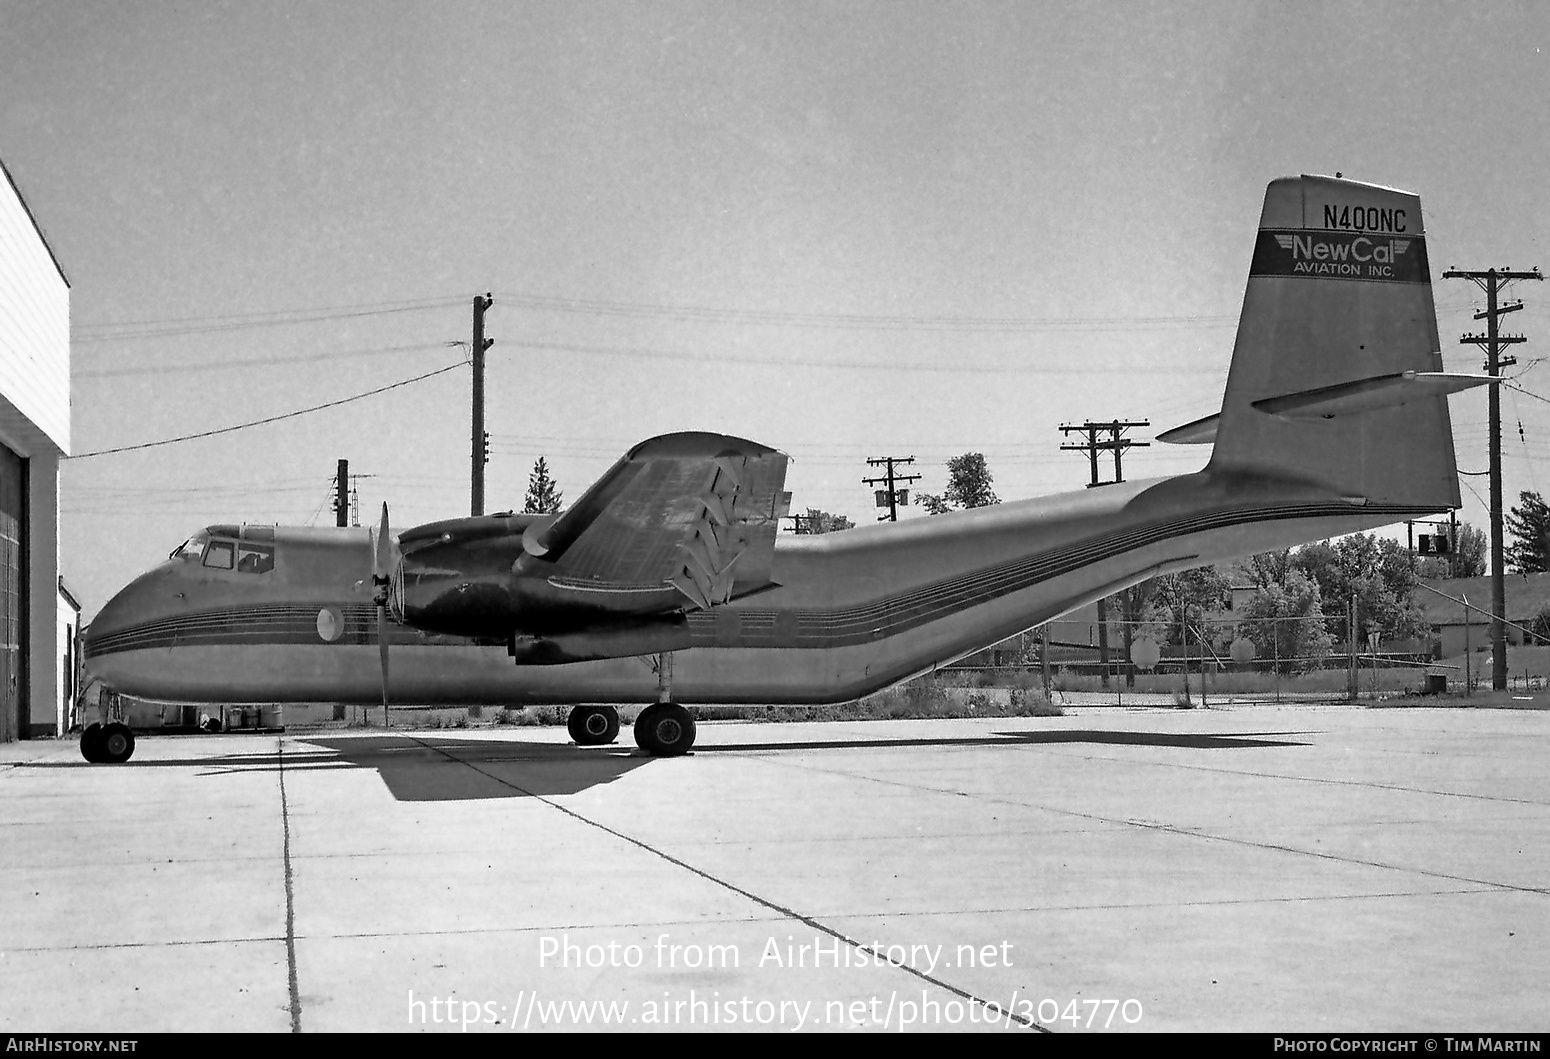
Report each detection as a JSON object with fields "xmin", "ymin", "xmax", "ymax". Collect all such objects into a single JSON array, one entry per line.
[{"xmin": 371, "ymin": 502, "xmax": 396, "ymax": 727}]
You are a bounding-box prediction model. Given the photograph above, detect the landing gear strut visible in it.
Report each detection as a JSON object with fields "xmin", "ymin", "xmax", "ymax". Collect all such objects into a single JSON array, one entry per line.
[
  {"xmin": 629, "ymin": 651, "xmax": 697, "ymax": 756},
  {"xmin": 566, "ymin": 705, "xmax": 620, "ymax": 746}
]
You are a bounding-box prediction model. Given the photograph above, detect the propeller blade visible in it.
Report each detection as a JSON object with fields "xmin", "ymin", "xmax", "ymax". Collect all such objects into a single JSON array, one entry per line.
[
  {"xmin": 373, "ymin": 502, "xmax": 392, "ymax": 579},
  {"xmin": 373, "ymin": 502, "xmax": 392, "ymax": 728},
  {"xmin": 377, "ymin": 601, "xmax": 390, "ymax": 728}
]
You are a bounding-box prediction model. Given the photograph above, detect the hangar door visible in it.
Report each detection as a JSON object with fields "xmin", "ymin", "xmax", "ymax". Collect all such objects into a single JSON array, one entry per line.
[{"xmin": 0, "ymin": 446, "xmax": 22, "ymax": 742}]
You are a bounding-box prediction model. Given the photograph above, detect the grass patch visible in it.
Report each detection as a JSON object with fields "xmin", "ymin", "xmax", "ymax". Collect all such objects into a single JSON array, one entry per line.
[{"xmin": 482, "ymin": 674, "xmax": 1063, "ymax": 728}]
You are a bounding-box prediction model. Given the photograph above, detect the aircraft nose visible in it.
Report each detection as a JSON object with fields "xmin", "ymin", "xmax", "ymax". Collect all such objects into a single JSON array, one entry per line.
[{"xmin": 83, "ymin": 566, "xmax": 173, "ymax": 664}]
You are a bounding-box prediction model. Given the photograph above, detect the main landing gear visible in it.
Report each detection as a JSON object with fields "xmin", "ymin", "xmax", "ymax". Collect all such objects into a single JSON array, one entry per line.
[
  {"xmin": 564, "ymin": 652, "xmax": 697, "ymax": 757},
  {"xmin": 633, "ymin": 702, "xmax": 696, "ymax": 757},
  {"xmin": 635, "ymin": 650, "xmax": 695, "ymax": 756},
  {"xmin": 563, "ymin": 702, "xmax": 697, "ymax": 756},
  {"xmin": 566, "ymin": 705, "xmax": 620, "ymax": 746},
  {"xmin": 80, "ymin": 722, "xmax": 136, "ymax": 764}
]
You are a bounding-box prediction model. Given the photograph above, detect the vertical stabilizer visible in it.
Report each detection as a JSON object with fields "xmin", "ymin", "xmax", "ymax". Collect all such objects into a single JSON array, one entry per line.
[{"xmin": 1207, "ymin": 175, "xmax": 1459, "ymax": 510}]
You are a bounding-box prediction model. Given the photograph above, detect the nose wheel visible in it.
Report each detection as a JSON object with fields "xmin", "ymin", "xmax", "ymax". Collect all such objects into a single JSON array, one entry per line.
[
  {"xmin": 566, "ymin": 705, "xmax": 621, "ymax": 746},
  {"xmin": 633, "ymin": 702, "xmax": 695, "ymax": 756},
  {"xmin": 80, "ymin": 722, "xmax": 135, "ymax": 764}
]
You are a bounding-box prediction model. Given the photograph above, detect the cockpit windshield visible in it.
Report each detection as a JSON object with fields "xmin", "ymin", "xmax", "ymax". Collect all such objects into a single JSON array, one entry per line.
[
  {"xmin": 170, "ymin": 527, "xmax": 274, "ymax": 574},
  {"xmin": 170, "ymin": 534, "xmax": 207, "ymax": 560}
]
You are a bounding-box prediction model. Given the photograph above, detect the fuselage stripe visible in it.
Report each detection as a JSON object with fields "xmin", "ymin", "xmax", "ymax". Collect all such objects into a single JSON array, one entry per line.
[{"xmin": 85, "ymin": 500, "xmax": 1433, "ymax": 660}]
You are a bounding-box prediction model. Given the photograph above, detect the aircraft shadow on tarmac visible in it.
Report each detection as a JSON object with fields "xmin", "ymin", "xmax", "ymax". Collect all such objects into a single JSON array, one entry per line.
[
  {"xmin": 697, "ymin": 729, "xmax": 1316, "ymax": 754},
  {"xmin": 295, "ymin": 736, "xmax": 654, "ymax": 801},
  {"xmin": 29, "ymin": 728, "xmax": 1313, "ymax": 802}
]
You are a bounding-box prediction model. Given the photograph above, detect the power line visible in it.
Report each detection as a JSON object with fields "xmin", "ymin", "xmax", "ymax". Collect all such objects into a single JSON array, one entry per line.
[
  {"xmin": 495, "ymin": 291, "xmax": 1237, "ymax": 333},
  {"xmin": 74, "ymin": 297, "xmax": 469, "ymax": 342},
  {"xmin": 511, "ymin": 337, "xmax": 1226, "ymax": 376},
  {"xmin": 73, "ymin": 334, "xmax": 1228, "ymax": 381},
  {"xmin": 75, "ymin": 340, "xmax": 457, "ymax": 378},
  {"xmin": 73, "ymin": 291, "xmax": 1241, "ymax": 345},
  {"xmin": 65, "ymin": 360, "xmax": 467, "ymax": 459}
]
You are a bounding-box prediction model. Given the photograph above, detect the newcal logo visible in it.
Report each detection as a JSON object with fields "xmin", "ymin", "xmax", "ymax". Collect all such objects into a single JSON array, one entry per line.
[{"xmin": 1251, "ymin": 229, "xmax": 1428, "ymax": 283}]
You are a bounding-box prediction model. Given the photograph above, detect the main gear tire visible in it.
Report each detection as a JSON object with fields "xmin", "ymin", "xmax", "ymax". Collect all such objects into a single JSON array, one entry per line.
[
  {"xmin": 632, "ymin": 702, "xmax": 696, "ymax": 756},
  {"xmin": 567, "ymin": 705, "xmax": 620, "ymax": 746}
]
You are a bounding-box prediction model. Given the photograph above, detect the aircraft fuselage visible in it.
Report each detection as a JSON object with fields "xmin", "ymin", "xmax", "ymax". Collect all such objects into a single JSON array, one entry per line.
[{"xmin": 83, "ymin": 466, "xmax": 1434, "ymax": 708}]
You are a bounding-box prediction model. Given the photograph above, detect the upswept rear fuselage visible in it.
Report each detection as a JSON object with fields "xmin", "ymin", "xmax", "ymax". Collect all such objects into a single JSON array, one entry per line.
[{"xmin": 82, "ymin": 467, "xmax": 1437, "ymax": 708}]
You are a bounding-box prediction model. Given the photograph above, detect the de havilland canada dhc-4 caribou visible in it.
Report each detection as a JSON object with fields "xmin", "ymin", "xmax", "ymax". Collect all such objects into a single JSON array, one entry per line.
[{"xmin": 81, "ymin": 175, "xmax": 1485, "ymax": 763}]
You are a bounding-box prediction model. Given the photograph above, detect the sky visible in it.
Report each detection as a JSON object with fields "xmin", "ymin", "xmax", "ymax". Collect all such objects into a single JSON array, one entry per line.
[{"xmin": 1, "ymin": 0, "xmax": 1547, "ymax": 618}]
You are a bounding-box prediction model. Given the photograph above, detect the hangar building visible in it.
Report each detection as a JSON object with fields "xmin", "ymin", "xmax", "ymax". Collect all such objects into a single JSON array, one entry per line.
[{"xmin": 0, "ymin": 155, "xmax": 70, "ymax": 740}]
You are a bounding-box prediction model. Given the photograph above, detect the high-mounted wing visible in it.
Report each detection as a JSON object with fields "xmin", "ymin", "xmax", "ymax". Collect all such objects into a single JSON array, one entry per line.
[{"xmin": 522, "ymin": 432, "xmax": 792, "ymax": 610}]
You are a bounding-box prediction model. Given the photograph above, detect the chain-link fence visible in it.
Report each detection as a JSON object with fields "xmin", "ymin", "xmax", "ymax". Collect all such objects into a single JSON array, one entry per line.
[{"xmin": 941, "ymin": 616, "xmax": 1474, "ymax": 706}]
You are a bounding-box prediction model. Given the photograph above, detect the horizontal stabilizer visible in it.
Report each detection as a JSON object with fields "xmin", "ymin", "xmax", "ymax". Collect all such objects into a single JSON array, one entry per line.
[
  {"xmin": 1251, "ymin": 370, "xmax": 1496, "ymax": 419},
  {"xmin": 1160, "ymin": 371, "xmax": 1492, "ymax": 446},
  {"xmin": 1157, "ymin": 414, "xmax": 1220, "ymax": 446}
]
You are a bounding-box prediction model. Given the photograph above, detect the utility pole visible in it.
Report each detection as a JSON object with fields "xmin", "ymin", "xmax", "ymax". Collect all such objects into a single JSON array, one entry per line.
[
  {"xmin": 333, "ymin": 459, "xmax": 349, "ymax": 528},
  {"xmin": 471, "ymin": 293, "xmax": 495, "ymax": 517},
  {"xmin": 1444, "ymin": 266, "xmax": 1541, "ymax": 691},
  {"xmin": 1451, "ymin": 509, "xmax": 1458, "ymax": 579},
  {"xmin": 863, "ymin": 456, "xmax": 921, "ymax": 522},
  {"xmin": 1060, "ymin": 420, "xmax": 1150, "ymax": 688},
  {"xmin": 785, "ymin": 513, "xmax": 819, "ymax": 535},
  {"xmin": 1059, "ymin": 420, "xmax": 1151, "ymax": 487}
]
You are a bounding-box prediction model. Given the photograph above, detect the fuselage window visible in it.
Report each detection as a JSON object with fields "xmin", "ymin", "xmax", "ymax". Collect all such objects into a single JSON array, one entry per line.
[
  {"xmin": 236, "ymin": 543, "xmax": 274, "ymax": 574},
  {"xmin": 202, "ymin": 541, "xmax": 235, "ymax": 570}
]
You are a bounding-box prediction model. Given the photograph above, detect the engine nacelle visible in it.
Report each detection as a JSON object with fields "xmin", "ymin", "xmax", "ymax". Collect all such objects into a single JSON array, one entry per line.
[{"xmin": 508, "ymin": 619, "xmax": 692, "ymax": 665}]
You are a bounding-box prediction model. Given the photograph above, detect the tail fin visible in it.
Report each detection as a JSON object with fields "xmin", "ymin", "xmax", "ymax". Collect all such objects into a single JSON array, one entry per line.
[{"xmin": 1169, "ymin": 175, "xmax": 1465, "ymax": 510}]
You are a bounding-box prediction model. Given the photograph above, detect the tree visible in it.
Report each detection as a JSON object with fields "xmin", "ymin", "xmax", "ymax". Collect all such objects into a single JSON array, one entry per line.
[
  {"xmin": 1236, "ymin": 549, "xmax": 1293, "ymax": 590},
  {"xmin": 1530, "ymin": 602, "xmax": 1550, "ymax": 647},
  {"xmin": 1417, "ymin": 522, "xmax": 1488, "ymax": 579},
  {"xmin": 917, "ymin": 452, "xmax": 999, "ymax": 513},
  {"xmin": 1150, "ymin": 567, "xmax": 1231, "ymax": 647},
  {"xmin": 801, "ymin": 508, "xmax": 854, "ymax": 534},
  {"xmin": 1454, "ymin": 522, "xmax": 1488, "ymax": 577},
  {"xmin": 1106, "ymin": 579, "xmax": 1163, "ymax": 687},
  {"xmin": 1505, "ymin": 492, "xmax": 1550, "ymax": 573},
  {"xmin": 1236, "ymin": 569, "xmax": 1334, "ymax": 673},
  {"xmin": 1292, "ymin": 534, "xmax": 1428, "ymax": 645},
  {"xmin": 523, "ymin": 457, "xmax": 563, "ymax": 514}
]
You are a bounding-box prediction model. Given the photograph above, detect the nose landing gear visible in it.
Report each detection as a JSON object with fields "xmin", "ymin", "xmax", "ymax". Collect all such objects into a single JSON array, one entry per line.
[{"xmin": 80, "ymin": 722, "xmax": 136, "ymax": 764}]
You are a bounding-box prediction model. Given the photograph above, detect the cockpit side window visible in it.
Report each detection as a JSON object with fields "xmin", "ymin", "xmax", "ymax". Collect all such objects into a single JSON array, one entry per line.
[
  {"xmin": 201, "ymin": 541, "xmax": 235, "ymax": 570},
  {"xmin": 236, "ymin": 543, "xmax": 274, "ymax": 574}
]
